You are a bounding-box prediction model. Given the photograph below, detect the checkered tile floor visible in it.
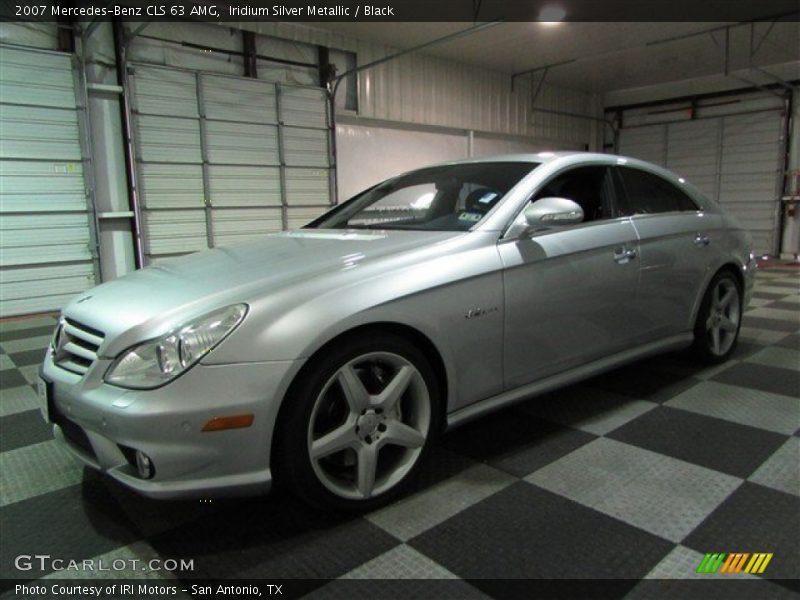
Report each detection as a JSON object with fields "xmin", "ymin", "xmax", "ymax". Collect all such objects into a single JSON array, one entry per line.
[{"xmin": 0, "ymin": 268, "xmax": 798, "ymax": 598}]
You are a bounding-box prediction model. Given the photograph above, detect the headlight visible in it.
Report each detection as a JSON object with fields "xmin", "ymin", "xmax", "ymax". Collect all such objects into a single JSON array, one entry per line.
[{"xmin": 105, "ymin": 304, "xmax": 248, "ymax": 389}]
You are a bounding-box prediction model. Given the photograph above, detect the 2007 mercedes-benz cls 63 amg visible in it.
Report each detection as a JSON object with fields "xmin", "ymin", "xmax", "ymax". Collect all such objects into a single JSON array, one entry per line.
[{"xmin": 39, "ymin": 152, "xmax": 755, "ymax": 509}]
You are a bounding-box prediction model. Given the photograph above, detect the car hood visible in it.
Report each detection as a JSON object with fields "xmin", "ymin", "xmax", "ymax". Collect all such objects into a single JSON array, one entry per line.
[{"xmin": 64, "ymin": 229, "xmax": 461, "ymax": 350}]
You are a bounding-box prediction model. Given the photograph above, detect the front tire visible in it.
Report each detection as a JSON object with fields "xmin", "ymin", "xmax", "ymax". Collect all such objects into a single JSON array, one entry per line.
[
  {"xmin": 692, "ymin": 270, "xmax": 742, "ymax": 364},
  {"xmin": 276, "ymin": 332, "xmax": 440, "ymax": 511}
]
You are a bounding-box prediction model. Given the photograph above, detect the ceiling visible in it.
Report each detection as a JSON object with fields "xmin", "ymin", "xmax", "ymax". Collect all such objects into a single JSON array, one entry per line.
[{"xmin": 304, "ymin": 21, "xmax": 799, "ymax": 92}]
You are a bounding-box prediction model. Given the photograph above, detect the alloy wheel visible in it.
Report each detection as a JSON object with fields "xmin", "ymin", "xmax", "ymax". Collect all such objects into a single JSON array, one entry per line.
[
  {"xmin": 307, "ymin": 352, "xmax": 431, "ymax": 500},
  {"xmin": 705, "ymin": 278, "xmax": 741, "ymax": 356}
]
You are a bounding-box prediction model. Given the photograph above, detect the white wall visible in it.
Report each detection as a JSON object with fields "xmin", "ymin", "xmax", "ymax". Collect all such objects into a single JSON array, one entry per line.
[
  {"xmin": 335, "ymin": 119, "xmax": 581, "ymax": 200},
  {"xmin": 336, "ymin": 123, "xmax": 466, "ymax": 199}
]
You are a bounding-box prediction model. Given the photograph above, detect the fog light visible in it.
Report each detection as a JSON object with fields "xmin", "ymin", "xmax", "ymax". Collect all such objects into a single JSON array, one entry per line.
[{"xmin": 135, "ymin": 450, "xmax": 154, "ymax": 479}]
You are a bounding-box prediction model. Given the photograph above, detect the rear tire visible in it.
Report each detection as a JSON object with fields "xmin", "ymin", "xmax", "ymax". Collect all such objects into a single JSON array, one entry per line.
[
  {"xmin": 276, "ymin": 332, "xmax": 440, "ymax": 511},
  {"xmin": 692, "ymin": 270, "xmax": 742, "ymax": 364}
]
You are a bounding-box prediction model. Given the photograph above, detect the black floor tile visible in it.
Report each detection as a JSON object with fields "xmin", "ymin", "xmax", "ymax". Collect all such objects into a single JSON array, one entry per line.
[
  {"xmin": 775, "ymin": 333, "xmax": 800, "ymax": 350},
  {"xmin": 0, "ymin": 479, "xmax": 141, "ymax": 579},
  {"xmin": 751, "ymin": 292, "xmax": 788, "ymax": 301},
  {"xmin": 0, "ymin": 409, "xmax": 52, "ymax": 452},
  {"xmin": 583, "ymin": 362, "xmax": 701, "ymax": 404},
  {"xmin": 730, "ymin": 340, "xmax": 772, "ymax": 361},
  {"xmin": 442, "ymin": 409, "xmax": 596, "ymax": 478},
  {"xmin": 762, "ymin": 281, "xmax": 800, "ymax": 290},
  {"xmin": 740, "ymin": 316, "xmax": 799, "ymax": 333},
  {"xmin": 712, "ymin": 362, "xmax": 799, "ymax": 398},
  {"xmin": 0, "ymin": 368, "xmax": 28, "ymax": 389},
  {"xmin": 684, "ymin": 482, "xmax": 800, "ymax": 582},
  {"xmin": 409, "ymin": 481, "xmax": 674, "ymax": 580},
  {"xmin": 0, "ymin": 325, "xmax": 54, "ymax": 344},
  {"xmin": 633, "ymin": 346, "xmax": 760, "ymax": 380},
  {"xmin": 148, "ymin": 494, "xmax": 399, "ymax": 580},
  {"xmin": 608, "ymin": 406, "xmax": 788, "ymax": 479},
  {"xmin": 407, "ymin": 445, "xmax": 477, "ymax": 492},
  {"xmin": 7, "ymin": 348, "xmax": 46, "ymax": 368},
  {"xmin": 766, "ymin": 300, "xmax": 800, "ymax": 312}
]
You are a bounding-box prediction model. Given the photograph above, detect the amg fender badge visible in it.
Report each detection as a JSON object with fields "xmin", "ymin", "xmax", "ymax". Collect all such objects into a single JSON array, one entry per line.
[{"xmin": 464, "ymin": 306, "xmax": 498, "ymax": 319}]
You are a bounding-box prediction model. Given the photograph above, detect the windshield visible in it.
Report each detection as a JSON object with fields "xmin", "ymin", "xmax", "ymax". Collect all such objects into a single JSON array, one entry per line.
[{"xmin": 310, "ymin": 162, "xmax": 538, "ymax": 232}]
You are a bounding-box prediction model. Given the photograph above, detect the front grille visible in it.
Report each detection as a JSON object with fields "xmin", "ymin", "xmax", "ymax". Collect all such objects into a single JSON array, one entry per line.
[{"xmin": 54, "ymin": 318, "xmax": 105, "ymax": 376}]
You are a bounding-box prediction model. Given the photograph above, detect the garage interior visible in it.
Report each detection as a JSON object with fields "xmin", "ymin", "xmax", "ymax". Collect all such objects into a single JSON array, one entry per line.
[{"xmin": 0, "ymin": 12, "xmax": 798, "ymax": 596}]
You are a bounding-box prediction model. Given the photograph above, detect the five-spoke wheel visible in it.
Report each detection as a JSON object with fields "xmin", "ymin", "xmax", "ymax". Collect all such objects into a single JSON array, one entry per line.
[
  {"xmin": 278, "ymin": 333, "xmax": 439, "ymax": 509},
  {"xmin": 693, "ymin": 270, "xmax": 742, "ymax": 363}
]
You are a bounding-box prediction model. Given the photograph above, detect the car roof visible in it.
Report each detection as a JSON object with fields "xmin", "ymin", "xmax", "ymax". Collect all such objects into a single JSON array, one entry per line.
[
  {"xmin": 433, "ymin": 152, "xmax": 692, "ymax": 182},
  {"xmin": 431, "ymin": 151, "xmax": 638, "ymax": 167}
]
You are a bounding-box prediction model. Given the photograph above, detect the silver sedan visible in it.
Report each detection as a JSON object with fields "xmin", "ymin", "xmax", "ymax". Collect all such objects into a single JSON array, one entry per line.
[{"xmin": 39, "ymin": 152, "xmax": 755, "ymax": 509}]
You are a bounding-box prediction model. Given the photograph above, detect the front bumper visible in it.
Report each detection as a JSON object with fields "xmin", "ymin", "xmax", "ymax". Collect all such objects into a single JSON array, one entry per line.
[{"xmin": 41, "ymin": 349, "xmax": 302, "ymax": 499}]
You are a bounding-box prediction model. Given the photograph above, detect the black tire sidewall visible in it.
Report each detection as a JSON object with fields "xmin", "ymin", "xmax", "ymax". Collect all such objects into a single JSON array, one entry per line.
[
  {"xmin": 275, "ymin": 332, "xmax": 441, "ymax": 511},
  {"xmin": 693, "ymin": 270, "xmax": 743, "ymax": 364}
]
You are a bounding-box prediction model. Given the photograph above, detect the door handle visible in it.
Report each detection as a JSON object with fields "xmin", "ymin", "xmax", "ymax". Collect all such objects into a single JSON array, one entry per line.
[
  {"xmin": 613, "ymin": 246, "xmax": 638, "ymax": 264},
  {"xmin": 694, "ymin": 233, "xmax": 711, "ymax": 247}
]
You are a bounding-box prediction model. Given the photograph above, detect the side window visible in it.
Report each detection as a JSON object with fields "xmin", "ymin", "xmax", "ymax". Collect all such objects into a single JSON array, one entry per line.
[
  {"xmin": 532, "ymin": 166, "xmax": 616, "ymax": 223},
  {"xmin": 618, "ymin": 167, "xmax": 698, "ymax": 215}
]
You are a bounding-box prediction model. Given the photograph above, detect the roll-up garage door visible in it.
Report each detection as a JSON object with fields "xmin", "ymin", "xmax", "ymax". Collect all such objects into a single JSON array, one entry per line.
[
  {"xmin": 128, "ymin": 64, "xmax": 333, "ymax": 264},
  {"xmin": 0, "ymin": 45, "xmax": 97, "ymax": 317},
  {"xmin": 616, "ymin": 96, "xmax": 785, "ymax": 256}
]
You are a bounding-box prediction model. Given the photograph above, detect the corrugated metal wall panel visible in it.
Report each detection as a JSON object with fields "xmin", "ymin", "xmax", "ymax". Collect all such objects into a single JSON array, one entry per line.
[
  {"xmin": 157, "ymin": 21, "xmax": 600, "ymax": 148},
  {"xmin": 205, "ymin": 121, "xmax": 279, "ymax": 165},
  {"xmin": 282, "ymin": 127, "xmax": 330, "ymax": 167},
  {"xmin": 0, "ymin": 160, "xmax": 86, "ymax": 212},
  {"xmin": 287, "ymin": 206, "xmax": 328, "ymax": 229},
  {"xmin": 719, "ymin": 111, "xmax": 783, "ymax": 254},
  {"xmin": 0, "ymin": 48, "xmax": 76, "ymax": 107},
  {"xmin": 130, "ymin": 64, "xmax": 334, "ymax": 261},
  {"xmin": 201, "ymin": 75, "xmax": 278, "ymax": 123},
  {"xmin": 131, "ymin": 65, "xmax": 199, "ymax": 117},
  {"xmin": 142, "ymin": 209, "xmax": 207, "ymax": 255},
  {"xmin": 285, "ymin": 169, "xmax": 331, "ymax": 205},
  {"xmin": 666, "ymin": 119, "xmax": 721, "ymax": 200},
  {"xmin": 614, "ymin": 92, "xmax": 784, "ymax": 255},
  {"xmin": 139, "ymin": 163, "xmax": 204, "ymax": 208},
  {"xmin": 135, "ymin": 115, "xmax": 201, "ymax": 163},
  {"xmin": 279, "ymin": 85, "xmax": 329, "ymax": 128},
  {"xmin": 208, "ymin": 166, "xmax": 282, "ymax": 207},
  {"xmin": 0, "ymin": 214, "xmax": 93, "ymax": 265},
  {"xmin": 0, "ymin": 105, "xmax": 82, "ymax": 160},
  {"xmin": 618, "ymin": 124, "xmax": 667, "ymax": 164},
  {"xmin": 0, "ymin": 263, "xmax": 95, "ymax": 317},
  {"xmin": 211, "ymin": 208, "xmax": 284, "ymax": 246},
  {"xmin": 355, "ymin": 41, "xmax": 595, "ymax": 145},
  {"xmin": 0, "ymin": 44, "xmax": 96, "ymax": 316}
]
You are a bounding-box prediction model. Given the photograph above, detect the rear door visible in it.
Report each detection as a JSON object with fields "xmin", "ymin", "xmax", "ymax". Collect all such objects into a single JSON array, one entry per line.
[
  {"xmin": 615, "ymin": 166, "xmax": 719, "ymax": 339},
  {"xmin": 499, "ymin": 165, "xmax": 642, "ymax": 389}
]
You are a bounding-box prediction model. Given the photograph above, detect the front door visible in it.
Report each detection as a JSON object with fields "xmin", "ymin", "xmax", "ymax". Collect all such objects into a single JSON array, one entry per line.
[{"xmin": 499, "ymin": 166, "xmax": 642, "ymax": 389}]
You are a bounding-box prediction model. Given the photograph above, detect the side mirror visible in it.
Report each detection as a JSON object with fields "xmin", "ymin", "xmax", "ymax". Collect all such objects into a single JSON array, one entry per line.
[{"xmin": 523, "ymin": 197, "xmax": 584, "ymax": 229}]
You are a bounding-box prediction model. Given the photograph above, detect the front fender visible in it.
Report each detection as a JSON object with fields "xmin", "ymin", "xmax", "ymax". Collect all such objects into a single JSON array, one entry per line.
[{"xmin": 207, "ymin": 235, "xmax": 505, "ymax": 411}]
